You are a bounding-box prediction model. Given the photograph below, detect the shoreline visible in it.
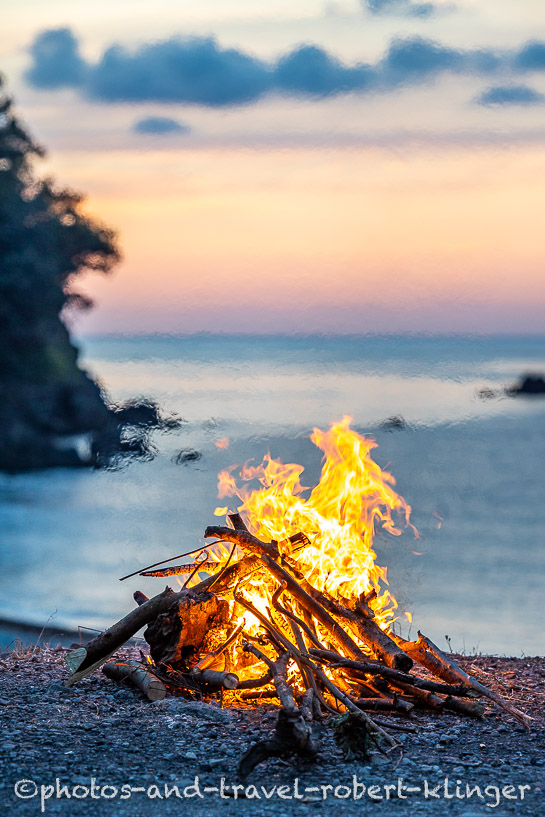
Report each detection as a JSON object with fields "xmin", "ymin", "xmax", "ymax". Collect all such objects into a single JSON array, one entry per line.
[
  {"xmin": 0, "ymin": 617, "xmax": 98, "ymax": 651},
  {"xmin": 2, "ymin": 615, "xmax": 544, "ymax": 659}
]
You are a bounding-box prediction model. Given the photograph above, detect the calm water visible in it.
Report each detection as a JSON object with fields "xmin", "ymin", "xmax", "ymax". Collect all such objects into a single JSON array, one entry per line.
[{"xmin": 1, "ymin": 334, "xmax": 544, "ymax": 656}]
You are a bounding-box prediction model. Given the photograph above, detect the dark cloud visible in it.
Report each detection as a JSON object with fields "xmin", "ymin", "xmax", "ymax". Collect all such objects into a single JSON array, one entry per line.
[
  {"xmin": 381, "ymin": 36, "xmax": 505, "ymax": 86},
  {"xmin": 476, "ymin": 84, "xmax": 545, "ymax": 107},
  {"xmin": 515, "ymin": 41, "xmax": 545, "ymax": 72},
  {"xmin": 24, "ymin": 28, "xmax": 542, "ymax": 110},
  {"xmin": 24, "ymin": 28, "xmax": 87, "ymax": 89},
  {"xmin": 383, "ymin": 36, "xmax": 464, "ymax": 78},
  {"xmin": 275, "ymin": 45, "xmax": 375, "ymax": 97},
  {"xmin": 88, "ymin": 37, "xmax": 271, "ymax": 106},
  {"xmin": 132, "ymin": 116, "xmax": 191, "ymax": 135},
  {"xmin": 365, "ymin": 0, "xmax": 437, "ymax": 18}
]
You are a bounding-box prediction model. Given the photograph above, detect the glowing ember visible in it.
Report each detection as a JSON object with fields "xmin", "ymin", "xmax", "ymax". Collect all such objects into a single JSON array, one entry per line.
[{"xmin": 212, "ymin": 416, "xmax": 415, "ymax": 633}]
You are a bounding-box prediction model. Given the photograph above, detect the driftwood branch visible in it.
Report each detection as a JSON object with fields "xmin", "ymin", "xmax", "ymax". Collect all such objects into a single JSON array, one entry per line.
[
  {"xmin": 102, "ymin": 660, "xmax": 166, "ymax": 701},
  {"xmin": 261, "ymin": 554, "xmax": 370, "ymax": 662},
  {"xmin": 205, "ymin": 526, "xmax": 411, "ymax": 672},
  {"xmin": 66, "ymin": 586, "xmax": 179, "ymax": 684},
  {"xmin": 205, "ymin": 525, "xmax": 279, "ymax": 559},
  {"xmin": 238, "ymin": 644, "xmax": 319, "ymax": 779},
  {"xmin": 190, "ymin": 668, "xmax": 239, "ymax": 689},
  {"xmin": 284, "ymin": 558, "xmax": 412, "ymax": 671},
  {"xmin": 401, "ymin": 633, "xmax": 532, "ymax": 728},
  {"xmin": 66, "ymin": 554, "xmax": 259, "ymax": 684}
]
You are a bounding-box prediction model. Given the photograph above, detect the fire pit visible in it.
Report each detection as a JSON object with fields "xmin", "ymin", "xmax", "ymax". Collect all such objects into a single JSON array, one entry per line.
[{"xmin": 65, "ymin": 418, "xmax": 531, "ymax": 777}]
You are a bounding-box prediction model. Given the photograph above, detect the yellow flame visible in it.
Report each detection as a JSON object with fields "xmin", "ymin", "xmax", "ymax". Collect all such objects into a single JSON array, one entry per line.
[{"xmin": 216, "ymin": 416, "xmax": 415, "ymax": 632}]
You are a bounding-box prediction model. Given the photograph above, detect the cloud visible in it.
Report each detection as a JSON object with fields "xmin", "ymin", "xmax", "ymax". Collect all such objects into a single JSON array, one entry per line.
[
  {"xmin": 132, "ymin": 116, "xmax": 191, "ymax": 135},
  {"xmin": 515, "ymin": 41, "xmax": 545, "ymax": 72},
  {"xmin": 24, "ymin": 28, "xmax": 545, "ymax": 110},
  {"xmin": 380, "ymin": 36, "xmax": 505, "ymax": 88},
  {"xmin": 476, "ymin": 84, "xmax": 545, "ymax": 107},
  {"xmin": 383, "ymin": 36, "xmax": 464, "ymax": 78},
  {"xmin": 274, "ymin": 45, "xmax": 375, "ymax": 97},
  {"xmin": 88, "ymin": 37, "xmax": 272, "ymax": 106},
  {"xmin": 364, "ymin": 0, "xmax": 437, "ymax": 18},
  {"xmin": 24, "ymin": 28, "xmax": 87, "ymax": 89}
]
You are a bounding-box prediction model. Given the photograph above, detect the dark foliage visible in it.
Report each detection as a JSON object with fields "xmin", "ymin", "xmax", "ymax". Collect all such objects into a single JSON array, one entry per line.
[
  {"xmin": 0, "ymin": 76, "xmax": 120, "ymax": 469},
  {"xmin": 0, "ymin": 76, "xmax": 119, "ymax": 381}
]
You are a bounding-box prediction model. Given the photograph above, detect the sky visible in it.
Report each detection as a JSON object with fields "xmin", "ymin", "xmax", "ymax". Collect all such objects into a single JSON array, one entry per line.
[{"xmin": 3, "ymin": 0, "xmax": 545, "ymax": 334}]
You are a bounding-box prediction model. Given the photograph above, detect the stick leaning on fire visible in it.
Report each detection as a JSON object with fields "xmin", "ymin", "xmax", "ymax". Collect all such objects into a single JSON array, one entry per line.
[{"xmin": 65, "ymin": 510, "xmax": 532, "ymax": 775}]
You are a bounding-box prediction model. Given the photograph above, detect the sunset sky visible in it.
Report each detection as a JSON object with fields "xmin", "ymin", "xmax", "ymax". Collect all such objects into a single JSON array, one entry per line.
[{"xmin": 3, "ymin": 0, "xmax": 545, "ymax": 334}]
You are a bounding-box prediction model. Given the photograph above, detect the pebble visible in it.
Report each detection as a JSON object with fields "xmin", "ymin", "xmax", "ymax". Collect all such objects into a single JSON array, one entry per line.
[
  {"xmin": 164, "ymin": 699, "xmax": 233, "ymax": 723},
  {"xmin": 2, "ymin": 645, "xmax": 544, "ymax": 817}
]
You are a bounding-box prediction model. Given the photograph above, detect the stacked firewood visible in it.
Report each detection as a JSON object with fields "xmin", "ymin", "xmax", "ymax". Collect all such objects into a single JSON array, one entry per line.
[{"xmin": 65, "ymin": 513, "xmax": 531, "ymax": 777}]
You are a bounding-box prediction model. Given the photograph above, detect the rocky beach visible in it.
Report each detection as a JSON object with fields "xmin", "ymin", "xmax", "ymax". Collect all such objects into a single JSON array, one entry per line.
[{"xmin": 1, "ymin": 645, "xmax": 543, "ymax": 816}]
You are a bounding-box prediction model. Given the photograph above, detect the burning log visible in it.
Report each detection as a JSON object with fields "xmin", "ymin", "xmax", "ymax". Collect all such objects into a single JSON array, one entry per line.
[
  {"xmin": 284, "ymin": 559, "xmax": 413, "ymax": 672},
  {"xmin": 205, "ymin": 526, "xmax": 412, "ymax": 672},
  {"xmin": 190, "ymin": 622, "xmax": 244, "ymax": 672},
  {"xmin": 259, "ymin": 554, "xmax": 370, "ymax": 662},
  {"xmin": 239, "ymin": 689, "xmax": 278, "ymax": 701},
  {"xmin": 144, "ymin": 592, "xmax": 229, "ymax": 668},
  {"xmin": 189, "ymin": 668, "xmax": 239, "ymax": 690},
  {"xmin": 205, "ymin": 525, "xmax": 279, "ymax": 560},
  {"xmin": 237, "ymin": 671, "xmax": 274, "ymax": 690},
  {"xmin": 65, "ymin": 555, "xmax": 259, "ymax": 685},
  {"xmin": 102, "ymin": 659, "xmax": 166, "ymax": 701}
]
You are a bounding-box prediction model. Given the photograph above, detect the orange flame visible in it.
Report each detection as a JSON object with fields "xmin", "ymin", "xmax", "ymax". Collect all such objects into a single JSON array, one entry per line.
[{"xmin": 215, "ymin": 416, "xmax": 414, "ymax": 632}]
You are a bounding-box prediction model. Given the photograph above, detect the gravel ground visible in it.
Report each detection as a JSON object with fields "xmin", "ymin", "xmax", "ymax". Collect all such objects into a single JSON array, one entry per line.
[{"xmin": 1, "ymin": 645, "xmax": 543, "ymax": 816}]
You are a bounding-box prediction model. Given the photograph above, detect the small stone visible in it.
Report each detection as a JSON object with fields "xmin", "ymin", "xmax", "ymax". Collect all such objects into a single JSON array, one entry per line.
[
  {"xmin": 164, "ymin": 700, "xmax": 233, "ymax": 723},
  {"xmin": 206, "ymin": 758, "xmax": 228, "ymax": 769},
  {"xmin": 184, "ymin": 751, "xmax": 197, "ymax": 760},
  {"xmin": 46, "ymin": 681, "xmax": 67, "ymax": 694}
]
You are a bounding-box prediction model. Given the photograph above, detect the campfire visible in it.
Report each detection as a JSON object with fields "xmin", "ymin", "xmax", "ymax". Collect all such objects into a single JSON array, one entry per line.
[{"xmin": 65, "ymin": 417, "xmax": 531, "ymax": 776}]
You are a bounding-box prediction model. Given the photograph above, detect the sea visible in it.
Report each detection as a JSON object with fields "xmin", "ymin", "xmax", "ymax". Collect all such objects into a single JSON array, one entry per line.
[{"xmin": 1, "ymin": 333, "xmax": 544, "ymax": 656}]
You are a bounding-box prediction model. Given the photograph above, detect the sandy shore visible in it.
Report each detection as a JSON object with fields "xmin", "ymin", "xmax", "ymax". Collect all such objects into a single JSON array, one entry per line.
[{"xmin": 1, "ymin": 646, "xmax": 543, "ymax": 816}]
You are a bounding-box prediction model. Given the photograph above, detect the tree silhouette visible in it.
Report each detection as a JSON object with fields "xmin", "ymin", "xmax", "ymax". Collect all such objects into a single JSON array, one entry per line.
[
  {"xmin": 0, "ymin": 75, "xmax": 119, "ymax": 380},
  {"xmin": 0, "ymin": 76, "xmax": 120, "ymax": 469}
]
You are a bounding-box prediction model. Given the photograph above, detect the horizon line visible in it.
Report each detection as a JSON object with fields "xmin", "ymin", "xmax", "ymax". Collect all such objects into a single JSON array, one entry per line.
[{"xmin": 74, "ymin": 330, "xmax": 545, "ymax": 341}]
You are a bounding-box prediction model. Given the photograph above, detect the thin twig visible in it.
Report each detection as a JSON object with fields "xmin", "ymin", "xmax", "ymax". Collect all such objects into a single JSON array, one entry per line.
[
  {"xmin": 141, "ymin": 562, "xmax": 221, "ymax": 577},
  {"xmin": 207, "ymin": 543, "xmax": 238, "ymax": 591},
  {"xmin": 182, "ymin": 550, "xmax": 212, "ymax": 589},
  {"xmin": 119, "ymin": 545, "xmax": 218, "ymax": 581}
]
